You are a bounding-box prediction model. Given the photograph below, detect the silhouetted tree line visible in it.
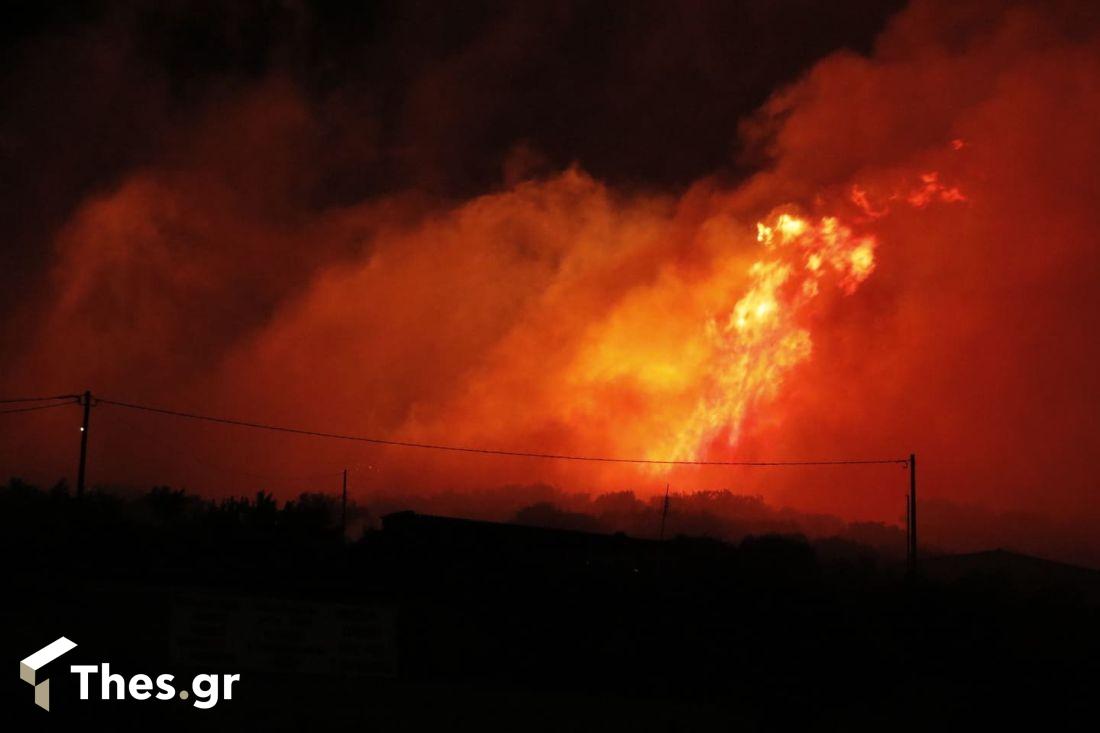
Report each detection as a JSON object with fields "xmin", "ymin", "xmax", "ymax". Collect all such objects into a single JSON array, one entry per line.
[
  {"xmin": 0, "ymin": 477, "xmax": 894, "ymax": 583},
  {"xmin": 0, "ymin": 477, "xmax": 380, "ymax": 590}
]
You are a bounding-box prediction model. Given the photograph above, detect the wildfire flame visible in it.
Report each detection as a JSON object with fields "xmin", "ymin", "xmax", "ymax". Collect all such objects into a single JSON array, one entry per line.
[
  {"xmin": 634, "ymin": 170, "xmax": 964, "ymax": 465},
  {"xmin": 651, "ymin": 212, "xmax": 872, "ymax": 462}
]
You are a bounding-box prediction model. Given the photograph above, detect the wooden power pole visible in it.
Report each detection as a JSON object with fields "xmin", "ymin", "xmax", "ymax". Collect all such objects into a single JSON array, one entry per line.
[
  {"xmin": 76, "ymin": 390, "xmax": 91, "ymax": 497},
  {"xmin": 908, "ymin": 453, "xmax": 917, "ymax": 572},
  {"xmin": 342, "ymin": 468, "xmax": 348, "ymax": 539},
  {"xmin": 659, "ymin": 483, "xmax": 670, "ymax": 541}
]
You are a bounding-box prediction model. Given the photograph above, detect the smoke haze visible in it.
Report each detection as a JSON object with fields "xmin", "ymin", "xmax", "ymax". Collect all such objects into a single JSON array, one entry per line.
[{"xmin": 3, "ymin": 0, "xmax": 1099, "ymax": 564}]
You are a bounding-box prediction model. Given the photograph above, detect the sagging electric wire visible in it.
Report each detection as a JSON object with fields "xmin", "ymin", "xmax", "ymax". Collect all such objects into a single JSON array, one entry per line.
[
  {"xmin": 100, "ymin": 408, "xmax": 348, "ymax": 486},
  {"xmin": 95, "ymin": 395, "xmax": 909, "ymax": 468},
  {"xmin": 0, "ymin": 394, "xmax": 81, "ymax": 405},
  {"xmin": 0, "ymin": 401, "xmax": 80, "ymax": 416}
]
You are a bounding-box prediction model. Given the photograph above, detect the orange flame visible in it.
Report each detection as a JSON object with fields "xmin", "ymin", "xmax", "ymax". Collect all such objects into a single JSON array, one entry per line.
[
  {"xmin": 907, "ymin": 171, "xmax": 968, "ymax": 208},
  {"xmin": 603, "ymin": 170, "xmax": 965, "ymax": 467},
  {"xmin": 653, "ymin": 210, "xmax": 879, "ymax": 462}
]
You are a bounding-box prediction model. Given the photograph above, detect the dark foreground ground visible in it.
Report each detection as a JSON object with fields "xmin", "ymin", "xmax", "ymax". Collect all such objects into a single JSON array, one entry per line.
[{"xmin": 2, "ymin": 482, "xmax": 1098, "ymax": 731}]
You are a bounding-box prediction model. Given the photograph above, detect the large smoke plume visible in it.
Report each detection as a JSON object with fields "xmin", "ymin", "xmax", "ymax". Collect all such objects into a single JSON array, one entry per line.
[{"xmin": 3, "ymin": 0, "xmax": 1099, "ymax": 563}]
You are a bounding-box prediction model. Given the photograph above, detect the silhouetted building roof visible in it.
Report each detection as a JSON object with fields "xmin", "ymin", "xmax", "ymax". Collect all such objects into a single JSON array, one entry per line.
[
  {"xmin": 380, "ymin": 510, "xmax": 660, "ymax": 579},
  {"xmin": 922, "ymin": 548, "xmax": 1100, "ymax": 600},
  {"xmin": 383, "ymin": 510, "xmax": 653, "ymax": 548}
]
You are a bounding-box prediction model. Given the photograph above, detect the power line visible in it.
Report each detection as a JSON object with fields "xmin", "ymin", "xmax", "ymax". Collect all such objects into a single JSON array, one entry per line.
[
  {"xmin": 0, "ymin": 401, "xmax": 79, "ymax": 416},
  {"xmin": 0, "ymin": 394, "xmax": 80, "ymax": 405},
  {"xmin": 97, "ymin": 395, "xmax": 908, "ymax": 467},
  {"xmin": 101, "ymin": 408, "xmax": 347, "ymax": 485}
]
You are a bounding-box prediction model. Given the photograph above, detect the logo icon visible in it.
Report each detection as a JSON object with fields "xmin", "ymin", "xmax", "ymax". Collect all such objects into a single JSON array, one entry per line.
[{"xmin": 20, "ymin": 637, "xmax": 77, "ymax": 711}]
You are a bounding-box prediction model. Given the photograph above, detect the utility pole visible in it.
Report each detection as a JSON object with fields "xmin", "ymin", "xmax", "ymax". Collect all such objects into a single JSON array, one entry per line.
[
  {"xmin": 659, "ymin": 483, "xmax": 670, "ymax": 541},
  {"xmin": 905, "ymin": 491, "xmax": 910, "ymax": 565},
  {"xmin": 76, "ymin": 390, "xmax": 91, "ymax": 497},
  {"xmin": 341, "ymin": 468, "xmax": 348, "ymax": 540},
  {"xmin": 908, "ymin": 452, "xmax": 917, "ymax": 573}
]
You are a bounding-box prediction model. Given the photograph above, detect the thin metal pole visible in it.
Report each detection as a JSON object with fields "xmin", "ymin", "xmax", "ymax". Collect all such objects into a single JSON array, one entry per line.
[
  {"xmin": 77, "ymin": 390, "xmax": 91, "ymax": 497},
  {"xmin": 659, "ymin": 483, "xmax": 670, "ymax": 541},
  {"xmin": 342, "ymin": 468, "xmax": 348, "ymax": 539},
  {"xmin": 908, "ymin": 453, "xmax": 917, "ymax": 572}
]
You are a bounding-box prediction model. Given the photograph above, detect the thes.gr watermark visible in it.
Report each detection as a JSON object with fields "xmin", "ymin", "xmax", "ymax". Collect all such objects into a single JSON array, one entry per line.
[{"xmin": 20, "ymin": 636, "xmax": 240, "ymax": 712}]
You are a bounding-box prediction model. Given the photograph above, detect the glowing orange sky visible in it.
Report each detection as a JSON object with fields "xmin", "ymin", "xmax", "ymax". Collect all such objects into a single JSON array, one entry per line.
[{"xmin": 2, "ymin": 0, "xmax": 1100, "ymax": 553}]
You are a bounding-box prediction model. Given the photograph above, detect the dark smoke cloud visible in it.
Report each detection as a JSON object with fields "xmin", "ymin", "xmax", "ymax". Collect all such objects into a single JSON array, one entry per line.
[{"xmin": 0, "ymin": 0, "xmax": 901, "ymax": 374}]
